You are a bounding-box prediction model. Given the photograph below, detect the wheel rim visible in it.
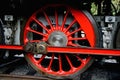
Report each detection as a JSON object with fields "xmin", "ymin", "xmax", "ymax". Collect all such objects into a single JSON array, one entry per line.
[{"xmin": 24, "ymin": 5, "xmax": 97, "ymax": 77}]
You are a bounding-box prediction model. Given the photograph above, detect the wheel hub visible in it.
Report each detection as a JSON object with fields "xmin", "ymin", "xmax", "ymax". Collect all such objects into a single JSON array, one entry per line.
[{"xmin": 48, "ymin": 31, "xmax": 68, "ymax": 47}]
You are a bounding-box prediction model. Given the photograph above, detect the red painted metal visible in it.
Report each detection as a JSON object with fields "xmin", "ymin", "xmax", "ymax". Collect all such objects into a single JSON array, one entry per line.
[
  {"xmin": 23, "ymin": 5, "xmax": 95, "ymax": 76},
  {"xmin": 0, "ymin": 45, "xmax": 119, "ymax": 56},
  {"xmin": 0, "ymin": 45, "xmax": 23, "ymax": 50},
  {"xmin": 70, "ymin": 9, "xmax": 96, "ymax": 46},
  {"xmin": 47, "ymin": 46, "xmax": 120, "ymax": 56}
]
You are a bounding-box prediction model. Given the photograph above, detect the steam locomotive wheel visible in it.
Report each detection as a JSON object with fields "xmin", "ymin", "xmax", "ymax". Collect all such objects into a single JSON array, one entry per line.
[{"xmin": 23, "ymin": 5, "xmax": 100, "ymax": 79}]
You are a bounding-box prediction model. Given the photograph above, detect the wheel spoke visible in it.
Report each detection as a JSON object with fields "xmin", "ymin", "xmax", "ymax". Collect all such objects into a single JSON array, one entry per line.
[
  {"xmin": 68, "ymin": 42, "xmax": 78, "ymax": 47},
  {"xmin": 64, "ymin": 19, "xmax": 77, "ymax": 33},
  {"xmin": 75, "ymin": 55, "xmax": 83, "ymax": 62},
  {"xmin": 43, "ymin": 11, "xmax": 53, "ymax": 31},
  {"xmin": 32, "ymin": 17, "xmax": 50, "ymax": 33},
  {"xmin": 65, "ymin": 54, "xmax": 74, "ymax": 70},
  {"xmin": 67, "ymin": 28, "xmax": 81, "ymax": 36},
  {"xmin": 55, "ymin": 9, "xmax": 58, "ymax": 29},
  {"xmin": 37, "ymin": 55, "xmax": 46, "ymax": 64},
  {"xmin": 48, "ymin": 54, "xmax": 54, "ymax": 70},
  {"xmin": 58, "ymin": 54, "xmax": 62, "ymax": 72},
  {"xmin": 61, "ymin": 10, "xmax": 70, "ymax": 29},
  {"xmin": 27, "ymin": 27, "xmax": 47, "ymax": 37}
]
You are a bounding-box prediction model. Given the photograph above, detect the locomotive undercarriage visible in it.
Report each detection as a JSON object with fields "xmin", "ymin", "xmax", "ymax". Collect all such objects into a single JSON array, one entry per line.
[{"xmin": 0, "ymin": 0, "xmax": 120, "ymax": 79}]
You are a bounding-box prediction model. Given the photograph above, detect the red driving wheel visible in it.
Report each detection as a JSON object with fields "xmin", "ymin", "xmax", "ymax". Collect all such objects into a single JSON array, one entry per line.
[{"xmin": 23, "ymin": 5, "xmax": 100, "ymax": 79}]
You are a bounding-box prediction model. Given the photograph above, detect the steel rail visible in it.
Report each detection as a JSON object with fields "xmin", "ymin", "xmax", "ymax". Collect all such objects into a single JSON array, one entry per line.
[{"xmin": 0, "ymin": 74, "xmax": 52, "ymax": 80}]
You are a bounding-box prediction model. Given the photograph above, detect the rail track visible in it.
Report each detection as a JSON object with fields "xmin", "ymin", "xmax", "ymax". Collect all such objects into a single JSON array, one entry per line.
[
  {"xmin": 0, "ymin": 74, "xmax": 51, "ymax": 80},
  {"xmin": 0, "ymin": 57, "xmax": 53, "ymax": 80},
  {"xmin": 0, "ymin": 56, "xmax": 119, "ymax": 80}
]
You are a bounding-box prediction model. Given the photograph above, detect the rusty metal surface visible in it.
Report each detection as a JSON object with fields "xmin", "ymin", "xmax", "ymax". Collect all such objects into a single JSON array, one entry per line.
[{"xmin": 0, "ymin": 74, "xmax": 52, "ymax": 80}]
